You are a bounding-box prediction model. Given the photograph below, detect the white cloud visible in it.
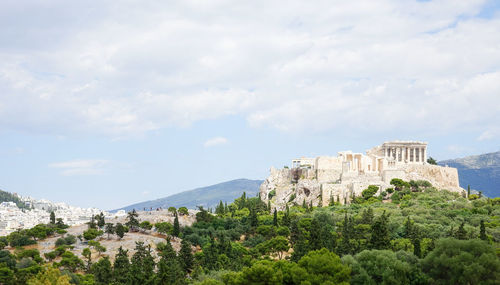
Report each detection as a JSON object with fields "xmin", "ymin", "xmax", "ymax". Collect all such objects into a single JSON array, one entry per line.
[
  {"xmin": 478, "ymin": 128, "xmax": 500, "ymax": 141},
  {"xmin": 48, "ymin": 159, "xmax": 110, "ymax": 176},
  {"xmin": 204, "ymin": 137, "xmax": 228, "ymax": 147},
  {"xmin": 0, "ymin": 0, "xmax": 499, "ymax": 138}
]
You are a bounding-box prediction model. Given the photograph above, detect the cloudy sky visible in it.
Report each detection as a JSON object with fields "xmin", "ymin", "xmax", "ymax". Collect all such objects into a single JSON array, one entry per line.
[{"xmin": 1, "ymin": 0, "xmax": 499, "ymax": 209}]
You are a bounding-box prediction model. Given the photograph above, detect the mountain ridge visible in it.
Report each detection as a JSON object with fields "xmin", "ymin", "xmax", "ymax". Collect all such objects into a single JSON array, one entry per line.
[
  {"xmin": 439, "ymin": 150, "xmax": 500, "ymax": 197},
  {"xmin": 112, "ymin": 178, "xmax": 263, "ymax": 212}
]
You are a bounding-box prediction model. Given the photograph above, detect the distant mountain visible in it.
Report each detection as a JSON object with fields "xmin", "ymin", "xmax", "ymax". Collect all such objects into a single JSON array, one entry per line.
[
  {"xmin": 112, "ymin": 178, "xmax": 263, "ymax": 212},
  {"xmin": 439, "ymin": 151, "xmax": 500, "ymax": 197}
]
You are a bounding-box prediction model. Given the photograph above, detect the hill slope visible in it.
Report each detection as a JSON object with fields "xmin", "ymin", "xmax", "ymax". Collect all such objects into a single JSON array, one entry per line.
[
  {"xmin": 112, "ymin": 178, "xmax": 263, "ymax": 212},
  {"xmin": 439, "ymin": 151, "xmax": 500, "ymax": 197},
  {"xmin": 0, "ymin": 189, "xmax": 29, "ymax": 209}
]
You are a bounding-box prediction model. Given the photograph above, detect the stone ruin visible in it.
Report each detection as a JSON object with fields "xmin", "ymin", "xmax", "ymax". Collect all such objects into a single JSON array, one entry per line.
[{"xmin": 260, "ymin": 141, "xmax": 466, "ymax": 209}]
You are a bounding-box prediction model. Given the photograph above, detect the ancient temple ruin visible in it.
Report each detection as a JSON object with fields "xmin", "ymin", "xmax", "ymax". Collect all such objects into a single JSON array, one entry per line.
[{"xmin": 261, "ymin": 141, "xmax": 465, "ymax": 209}]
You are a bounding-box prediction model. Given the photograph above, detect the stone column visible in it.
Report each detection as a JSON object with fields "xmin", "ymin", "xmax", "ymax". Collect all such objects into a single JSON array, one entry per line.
[
  {"xmin": 423, "ymin": 147, "xmax": 427, "ymax": 164},
  {"xmin": 420, "ymin": 148, "xmax": 424, "ymax": 164},
  {"xmin": 412, "ymin": 147, "xmax": 416, "ymax": 162},
  {"xmin": 384, "ymin": 148, "xmax": 387, "ymax": 157}
]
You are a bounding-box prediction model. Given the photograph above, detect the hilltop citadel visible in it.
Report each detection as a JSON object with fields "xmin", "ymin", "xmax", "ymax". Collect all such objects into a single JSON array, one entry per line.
[{"xmin": 260, "ymin": 141, "xmax": 465, "ymax": 209}]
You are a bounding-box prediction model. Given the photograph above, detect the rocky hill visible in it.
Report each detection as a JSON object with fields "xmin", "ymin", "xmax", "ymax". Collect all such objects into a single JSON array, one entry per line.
[
  {"xmin": 112, "ymin": 178, "xmax": 263, "ymax": 212},
  {"xmin": 439, "ymin": 151, "xmax": 500, "ymax": 197}
]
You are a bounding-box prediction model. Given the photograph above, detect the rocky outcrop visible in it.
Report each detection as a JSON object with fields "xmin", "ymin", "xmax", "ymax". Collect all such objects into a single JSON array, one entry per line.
[{"xmin": 260, "ymin": 164, "xmax": 465, "ymax": 210}]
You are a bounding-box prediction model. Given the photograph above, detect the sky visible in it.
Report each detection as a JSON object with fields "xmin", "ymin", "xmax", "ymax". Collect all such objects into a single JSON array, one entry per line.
[{"xmin": 1, "ymin": 0, "xmax": 499, "ymax": 210}]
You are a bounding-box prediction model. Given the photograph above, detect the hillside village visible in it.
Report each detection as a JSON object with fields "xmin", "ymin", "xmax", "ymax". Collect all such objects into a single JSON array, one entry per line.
[{"xmin": 0, "ymin": 194, "xmax": 126, "ymax": 236}]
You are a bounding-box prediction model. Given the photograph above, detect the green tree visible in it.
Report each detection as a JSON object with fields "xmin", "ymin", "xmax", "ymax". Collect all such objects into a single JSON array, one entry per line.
[
  {"xmin": 343, "ymin": 249, "xmax": 427, "ymax": 285},
  {"xmin": 173, "ymin": 213, "xmax": 180, "ymax": 237},
  {"xmin": 297, "ymin": 248, "xmax": 351, "ymax": 285},
  {"xmin": 456, "ymin": 222, "xmax": 467, "ymax": 240},
  {"xmin": 104, "ymin": 223, "xmax": 115, "ymax": 239},
  {"xmin": 479, "ymin": 220, "xmax": 487, "ymax": 240},
  {"xmin": 427, "ymin": 157, "xmax": 437, "ymax": 165},
  {"xmin": 130, "ymin": 242, "xmax": 155, "ymax": 285},
  {"xmin": 115, "ymin": 223, "xmax": 126, "ymax": 240},
  {"xmin": 83, "ymin": 228, "xmax": 103, "ymax": 241},
  {"xmin": 422, "ymin": 238, "xmax": 500, "ymax": 285},
  {"xmin": 178, "ymin": 207, "xmax": 189, "ymax": 216},
  {"xmin": 92, "ymin": 256, "xmax": 112, "ymax": 285},
  {"xmin": 113, "ymin": 246, "xmax": 131, "ymax": 284},
  {"xmin": 179, "ymin": 239, "xmax": 194, "ymax": 273},
  {"xmin": 126, "ymin": 210, "xmax": 140, "ymax": 232},
  {"xmin": 369, "ymin": 211, "xmax": 390, "ymax": 249},
  {"xmin": 97, "ymin": 212, "xmax": 105, "ymax": 228},
  {"xmin": 82, "ymin": 248, "xmax": 92, "ymax": 272},
  {"xmin": 273, "ymin": 208, "xmax": 278, "ymax": 227},
  {"xmin": 157, "ymin": 240, "xmax": 185, "ymax": 284},
  {"xmin": 50, "ymin": 211, "xmax": 56, "ymax": 224}
]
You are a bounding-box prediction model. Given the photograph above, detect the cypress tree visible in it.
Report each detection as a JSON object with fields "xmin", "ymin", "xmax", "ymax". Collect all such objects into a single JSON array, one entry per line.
[
  {"xmin": 329, "ymin": 195, "xmax": 335, "ymax": 206},
  {"xmin": 173, "ymin": 213, "xmax": 180, "ymax": 237},
  {"xmin": 480, "ymin": 220, "xmax": 487, "ymax": 240},
  {"xmin": 249, "ymin": 207, "xmax": 258, "ymax": 228},
  {"xmin": 113, "ymin": 246, "xmax": 130, "ymax": 284},
  {"xmin": 50, "ymin": 211, "xmax": 56, "ymax": 224},
  {"xmin": 273, "ymin": 209, "xmax": 278, "ymax": 227},
  {"xmin": 413, "ymin": 237, "xmax": 421, "ymax": 258},
  {"xmin": 467, "ymin": 185, "xmax": 471, "ymax": 196},
  {"xmin": 282, "ymin": 204, "xmax": 291, "ymax": 227},
  {"xmin": 403, "ymin": 216, "xmax": 413, "ymax": 238},
  {"xmin": 456, "ymin": 222, "xmax": 467, "ymax": 240}
]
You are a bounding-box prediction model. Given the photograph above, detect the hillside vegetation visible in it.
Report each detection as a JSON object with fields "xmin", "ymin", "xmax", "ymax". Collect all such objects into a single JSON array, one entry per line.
[
  {"xmin": 1, "ymin": 180, "xmax": 499, "ymax": 284},
  {"xmin": 0, "ymin": 189, "xmax": 29, "ymax": 209}
]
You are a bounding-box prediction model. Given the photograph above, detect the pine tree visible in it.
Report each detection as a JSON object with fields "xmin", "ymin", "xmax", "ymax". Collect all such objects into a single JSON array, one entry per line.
[
  {"xmin": 369, "ymin": 211, "xmax": 390, "ymax": 249},
  {"xmin": 179, "ymin": 239, "xmax": 193, "ymax": 273},
  {"xmin": 113, "ymin": 246, "xmax": 131, "ymax": 284},
  {"xmin": 130, "ymin": 242, "xmax": 155, "ymax": 285},
  {"xmin": 480, "ymin": 220, "xmax": 487, "ymax": 240},
  {"xmin": 126, "ymin": 210, "xmax": 140, "ymax": 232},
  {"xmin": 97, "ymin": 212, "xmax": 106, "ymax": 228},
  {"xmin": 50, "ymin": 211, "xmax": 56, "ymax": 224},
  {"xmin": 173, "ymin": 213, "xmax": 180, "ymax": 237},
  {"xmin": 88, "ymin": 215, "xmax": 97, "ymax": 229},
  {"xmin": 115, "ymin": 223, "xmax": 125, "ymax": 239},
  {"xmin": 157, "ymin": 240, "xmax": 185, "ymax": 284},
  {"xmin": 105, "ymin": 223, "xmax": 115, "ymax": 239},
  {"xmin": 91, "ymin": 256, "xmax": 112, "ymax": 285},
  {"xmin": 273, "ymin": 209, "xmax": 278, "ymax": 227}
]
